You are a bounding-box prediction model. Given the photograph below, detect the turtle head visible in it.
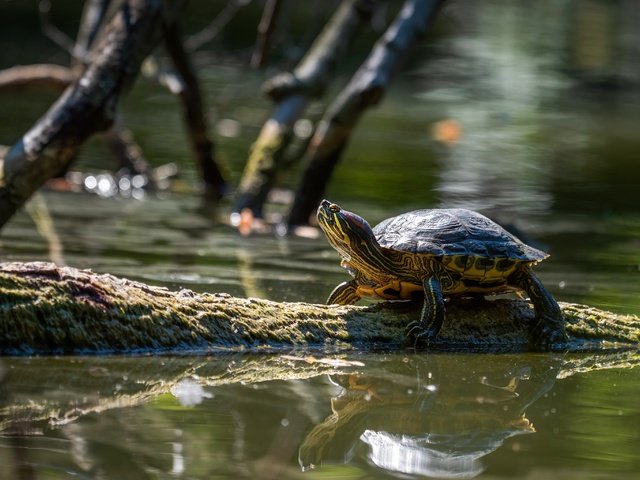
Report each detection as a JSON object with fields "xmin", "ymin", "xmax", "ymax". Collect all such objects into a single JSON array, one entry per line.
[{"xmin": 317, "ymin": 200, "xmax": 380, "ymax": 262}]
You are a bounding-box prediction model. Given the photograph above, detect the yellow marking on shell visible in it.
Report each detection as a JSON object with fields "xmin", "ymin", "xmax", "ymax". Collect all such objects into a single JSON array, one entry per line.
[{"xmin": 442, "ymin": 254, "xmax": 521, "ymax": 280}]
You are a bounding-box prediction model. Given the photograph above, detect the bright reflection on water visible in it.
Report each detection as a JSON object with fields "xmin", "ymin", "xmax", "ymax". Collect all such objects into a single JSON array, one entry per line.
[{"xmin": 1, "ymin": 0, "xmax": 640, "ymax": 479}]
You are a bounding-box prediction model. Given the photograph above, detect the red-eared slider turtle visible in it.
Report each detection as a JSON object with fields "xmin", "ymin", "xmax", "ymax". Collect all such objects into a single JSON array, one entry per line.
[{"xmin": 317, "ymin": 200, "xmax": 567, "ymax": 346}]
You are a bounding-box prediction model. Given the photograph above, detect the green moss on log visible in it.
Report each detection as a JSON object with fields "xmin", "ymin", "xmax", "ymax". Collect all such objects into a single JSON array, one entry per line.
[{"xmin": 0, "ymin": 262, "xmax": 638, "ymax": 355}]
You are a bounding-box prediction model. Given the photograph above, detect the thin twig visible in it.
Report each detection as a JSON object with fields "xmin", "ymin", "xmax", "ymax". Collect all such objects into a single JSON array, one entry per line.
[
  {"xmin": 38, "ymin": 0, "xmax": 90, "ymax": 63},
  {"xmin": 185, "ymin": 0, "xmax": 251, "ymax": 51},
  {"xmin": 0, "ymin": 64, "xmax": 74, "ymax": 92},
  {"xmin": 75, "ymin": 0, "xmax": 113, "ymax": 57},
  {"xmin": 251, "ymin": 0, "xmax": 283, "ymax": 68}
]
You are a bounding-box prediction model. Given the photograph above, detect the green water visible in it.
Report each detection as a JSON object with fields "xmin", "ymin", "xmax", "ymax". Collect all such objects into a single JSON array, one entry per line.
[{"xmin": 1, "ymin": 1, "xmax": 639, "ymax": 478}]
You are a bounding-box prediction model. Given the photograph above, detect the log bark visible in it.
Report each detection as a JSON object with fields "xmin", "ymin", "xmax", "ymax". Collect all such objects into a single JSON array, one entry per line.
[
  {"xmin": 0, "ymin": 0, "xmax": 185, "ymax": 229},
  {"xmin": 287, "ymin": 0, "xmax": 444, "ymax": 227},
  {"xmin": 233, "ymin": 0, "xmax": 377, "ymax": 219},
  {"xmin": 0, "ymin": 261, "xmax": 637, "ymax": 355}
]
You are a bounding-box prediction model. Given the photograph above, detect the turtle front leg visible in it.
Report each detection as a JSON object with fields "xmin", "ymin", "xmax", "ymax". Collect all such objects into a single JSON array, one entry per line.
[
  {"xmin": 407, "ymin": 277, "xmax": 445, "ymax": 344},
  {"xmin": 510, "ymin": 269, "xmax": 568, "ymax": 347},
  {"xmin": 327, "ymin": 280, "xmax": 361, "ymax": 305}
]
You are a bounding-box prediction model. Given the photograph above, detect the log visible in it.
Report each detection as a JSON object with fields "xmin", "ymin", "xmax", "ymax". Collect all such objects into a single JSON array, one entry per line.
[{"xmin": 0, "ymin": 262, "xmax": 637, "ymax": 355}]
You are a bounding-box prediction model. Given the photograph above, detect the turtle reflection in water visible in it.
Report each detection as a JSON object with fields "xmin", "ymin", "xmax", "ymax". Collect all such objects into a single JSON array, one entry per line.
[
  {"xmin": 317, "ymin": 200, "xmax": 567, "ymax": 346},
  {"xmin": 297, "ymin": 355, "xmax": 551, "ymax": 477}
]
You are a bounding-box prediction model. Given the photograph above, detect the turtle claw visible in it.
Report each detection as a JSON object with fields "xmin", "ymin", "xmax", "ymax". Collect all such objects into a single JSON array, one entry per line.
[
  {"xmin": 405, "ymin": 277, "xmax": 445, "ymax": 348},
  {"xmin": 531, "ymin": 318, "xmax": 569, "ymax": 350}
]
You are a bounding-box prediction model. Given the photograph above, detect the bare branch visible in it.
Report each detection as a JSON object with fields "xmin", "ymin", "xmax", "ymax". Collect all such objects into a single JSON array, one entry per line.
[
  {"xmin": 0, "ymin": 64, "xmax": 74, "ymax": 92},
  {"xmin": 0, "ymin": 0, "xmax": 186, "ymax": 229},
  {"xmin": 288, "ymin": 0, "xmax": 445, "ymax": 226},
  {"xmin": 233, "ymin": 0, "xmax": 377, "ymax": 222},
  {"xmin": 38, "ymin": 0, "xmax": 90, "ymax": 63},
  {"xmin": 251, "ymin": 0, "xmax": 283, "ymax": 68},
  {"xmin": 185, "ymin": 0, "xmax": 251, "ymax": 51},
  {"xmin": 164, "ymin": 22, "xmax": 228, "ymax": 198}
]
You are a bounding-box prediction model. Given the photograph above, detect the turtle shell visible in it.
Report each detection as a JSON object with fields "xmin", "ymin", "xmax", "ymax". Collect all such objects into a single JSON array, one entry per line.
[{"xmin": 373, "ymin": 208, "xmax": 547, "ymax": 277}]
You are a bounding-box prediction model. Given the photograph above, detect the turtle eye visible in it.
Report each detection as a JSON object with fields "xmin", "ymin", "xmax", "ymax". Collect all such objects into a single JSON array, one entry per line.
[{"xmin": 329, "ymin": 203, "xmax": 340, "ymax": 213}]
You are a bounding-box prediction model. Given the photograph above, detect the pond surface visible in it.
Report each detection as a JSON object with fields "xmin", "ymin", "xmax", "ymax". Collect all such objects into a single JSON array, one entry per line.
[
  {"xmin": 1, "ymin": 1, "xmax": 639, "ymax": 479},
  {"xmin": 1, "ymin": 352, "xmax": 639, "ymax": 479}
]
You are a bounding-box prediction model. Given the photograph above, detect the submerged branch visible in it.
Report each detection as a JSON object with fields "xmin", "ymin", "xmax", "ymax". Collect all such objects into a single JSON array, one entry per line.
[
  {"xmin": 288, "ymin": 0, "xmax": 444, "ymax": 226},
  {"xmin": 233, "ymin": 0, "xmax": 377, "ymax": 219},
  {"xmin": 251, "ymin": 0, "xmax": 282, "ymax": 68},
  {"xmin": 163, "ymin": 21, "xmax": 227, "ymax": 198},
  {"xmin": 0, "ymin": 262, "xmax": 637, "ymax": 355},
  {"xmin": 0, "ymin": 0, "xmax": 185, "ymax": 229}
]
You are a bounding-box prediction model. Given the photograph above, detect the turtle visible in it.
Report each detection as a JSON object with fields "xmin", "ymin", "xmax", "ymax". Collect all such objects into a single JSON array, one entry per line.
[{"xmin": 316, "ymin": 199, "xmax": 567, "ymax": 346}]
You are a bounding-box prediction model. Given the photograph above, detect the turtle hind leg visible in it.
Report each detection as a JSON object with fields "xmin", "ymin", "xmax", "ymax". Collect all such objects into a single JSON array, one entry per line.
[
  {"xmin": 407, "ymin": 277, "xmax": 445, "ymax": 345},
  {"xmin": 510, "ymin": 269, "xmax": 568, "ymax": 347},
  {"xmin": 327, "ymin": 280, "xmax": 361, "ymax": 305}
]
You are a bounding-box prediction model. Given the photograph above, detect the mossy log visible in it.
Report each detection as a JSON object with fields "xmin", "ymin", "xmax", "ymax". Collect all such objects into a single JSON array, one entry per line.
[{"xmin": 0, "ymin": 261, "xmax": 638, "ymax": 355}]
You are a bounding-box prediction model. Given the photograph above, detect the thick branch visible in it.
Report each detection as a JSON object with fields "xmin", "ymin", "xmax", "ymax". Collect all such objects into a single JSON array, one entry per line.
[
  {"xmin": 233, "ymin": 0, "xmax": 377, "ymax": 218},
  {"xmin": 0, "ymin": 66, "xmax": 153, "ymax": 179},
  {"xmin": 163, "ymin": 21, "xmax": 227, "ymax": 198},
  {"xmin": 0, "ymin": 262, "xmax": 637, "ymax": 355},
  {"xmin": 288, "ymin": 0, "xmax": 444, "ymax": 226},
  {"xmin": 0, "ymin": 0, "xmax": 185, "ymax": 229}
]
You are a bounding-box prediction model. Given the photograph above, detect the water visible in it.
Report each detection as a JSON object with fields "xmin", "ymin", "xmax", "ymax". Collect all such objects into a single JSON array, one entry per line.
[
  {"xmin": 1, "ymin": 1, "xmax": 639, "ymax": 478},
  {"xmin": 1, "ymin": 352, "xmax": 639, "ymax": 479}
]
